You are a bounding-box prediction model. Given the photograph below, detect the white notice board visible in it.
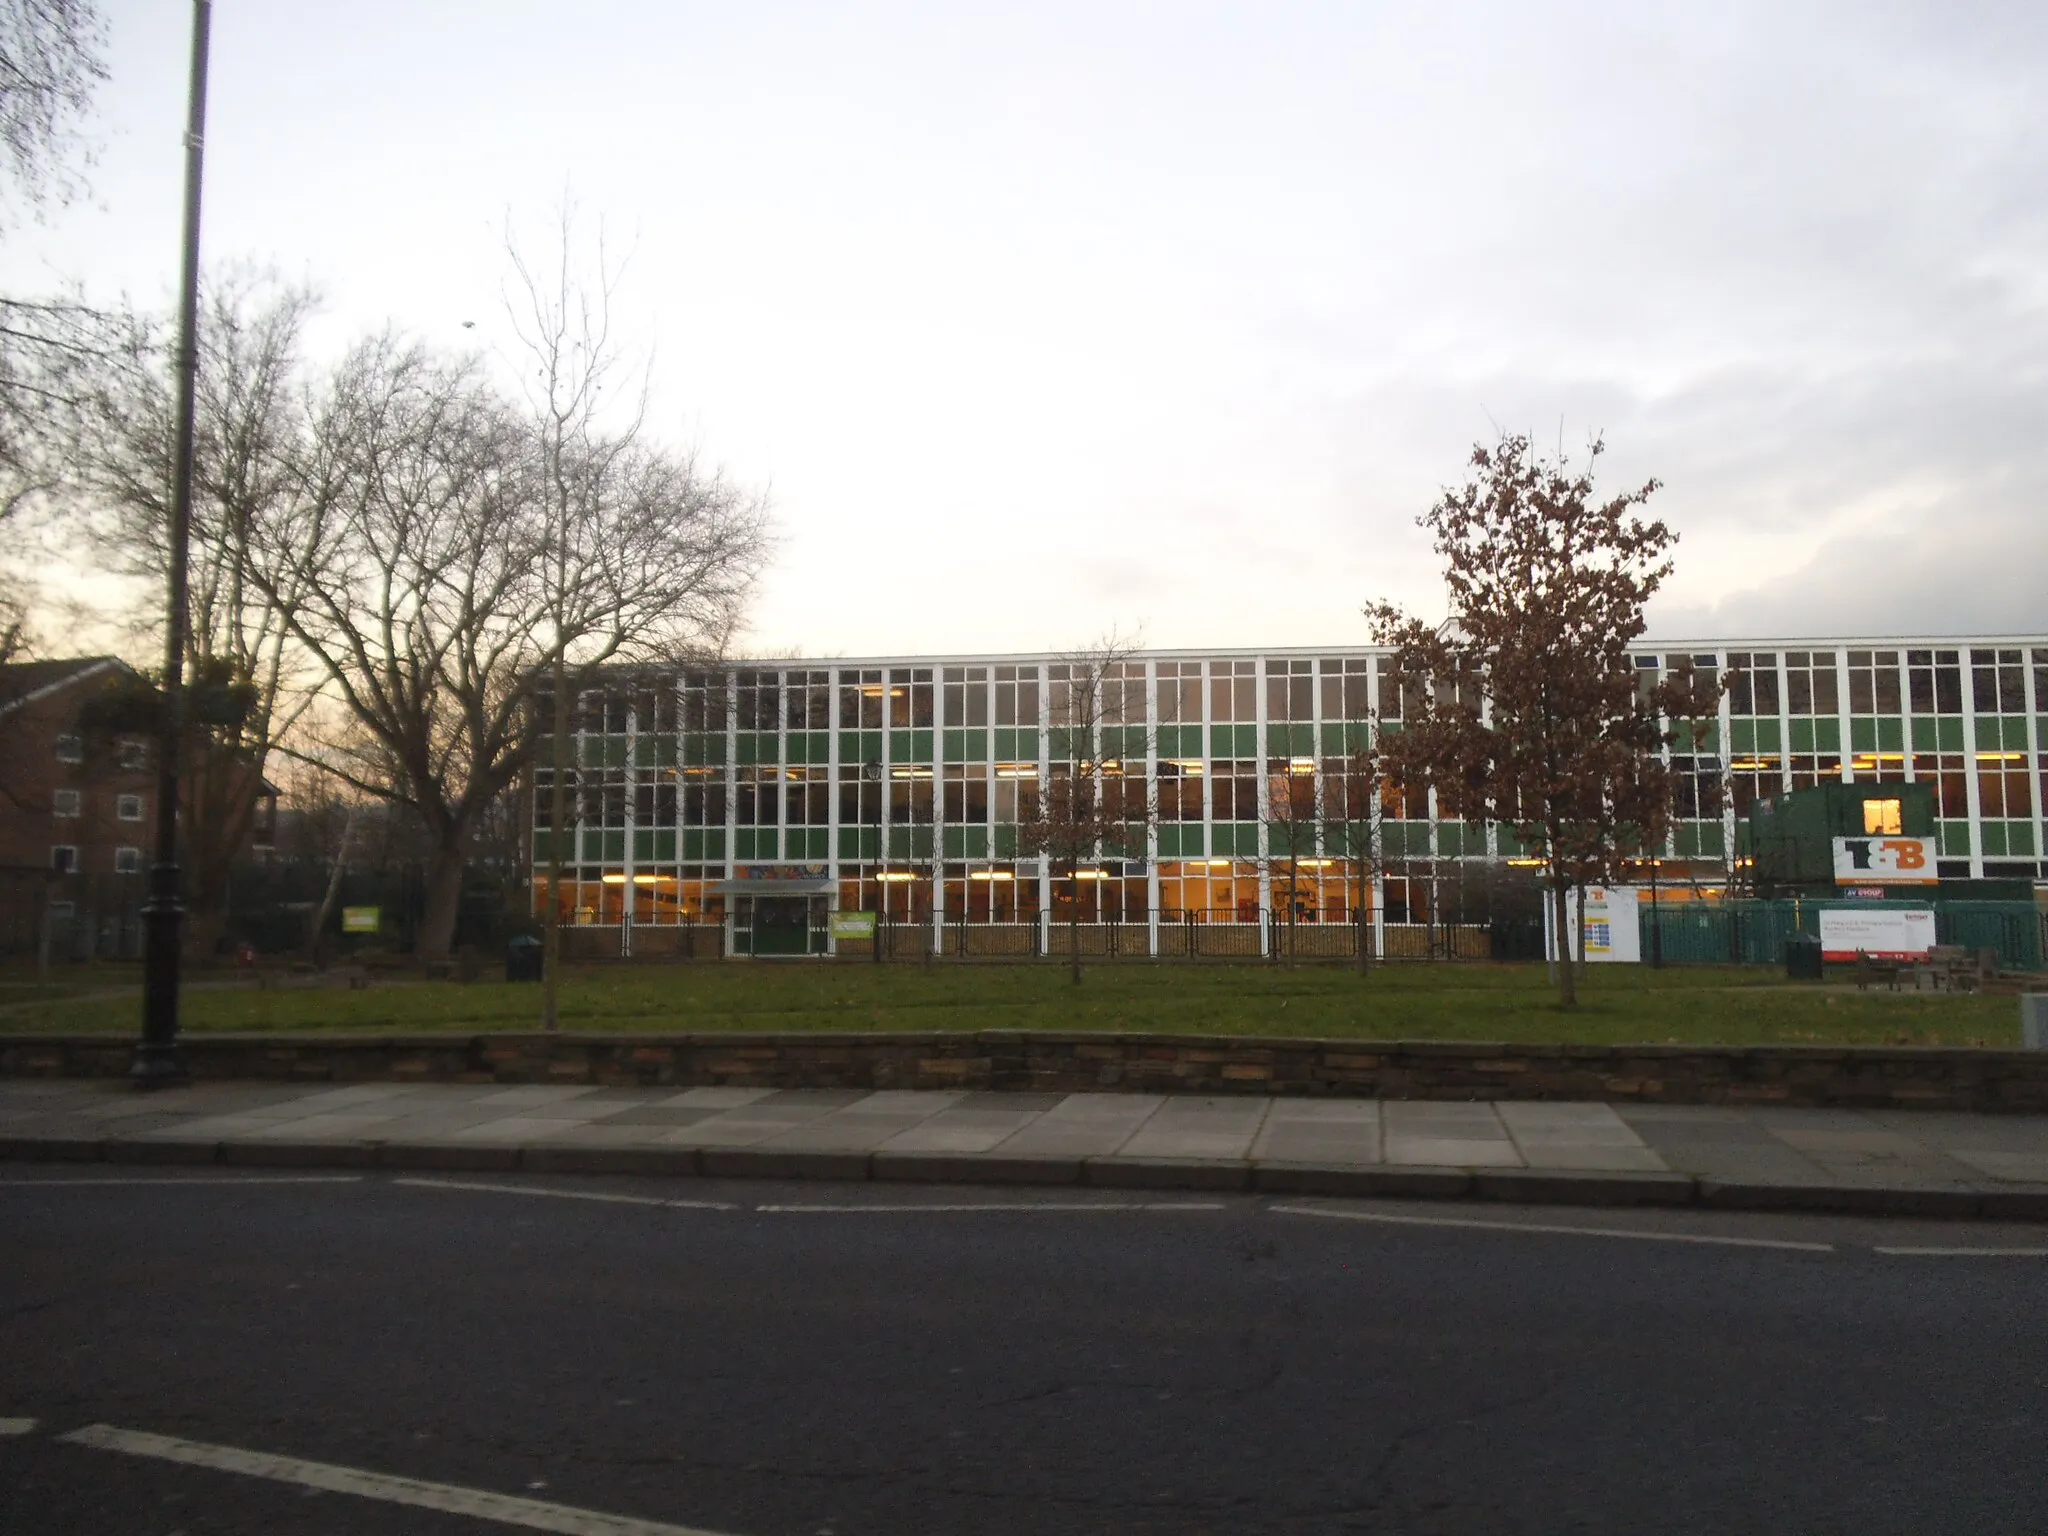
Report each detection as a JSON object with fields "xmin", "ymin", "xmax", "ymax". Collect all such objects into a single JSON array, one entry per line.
[{"xmin": 1817, "ymin": 908, "xmax": 1936, "ymax": 961}]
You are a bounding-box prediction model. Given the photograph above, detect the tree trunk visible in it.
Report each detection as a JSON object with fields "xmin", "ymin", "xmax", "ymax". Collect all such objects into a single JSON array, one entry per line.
[
  {"xmin": 417, "ymin": 844, "xmax": 467, "ymax": 961},
  {"xmin": 304, "ymin": 805, "xmax": 357, "ymax": 966},
  {"xmin": 1068, "ymin": 869, "xmax": 1082, "ymax": 985},
  {"xmin": 1552, "ymin": 879, "xmax": 1577, "ymax": 1006}
]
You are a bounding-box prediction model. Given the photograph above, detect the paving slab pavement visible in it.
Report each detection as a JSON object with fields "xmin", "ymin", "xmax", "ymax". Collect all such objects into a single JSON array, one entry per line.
[{"xmin": 7, "ymin": 1079, "xmax": 2048, "ymax": 1218}]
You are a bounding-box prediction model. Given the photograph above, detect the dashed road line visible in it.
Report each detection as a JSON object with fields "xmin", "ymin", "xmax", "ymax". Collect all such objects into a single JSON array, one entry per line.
[
  {"xmin": 58, "ymin": 1423, "xmax": 741, "ymax": 1536},
  {"xmin": 1872, "ymin": 1246, "xmax": 2048, "ymax": 1257},
  {"xmin": 0, "ymin": 1418, "xmax": 37, "ymax": 1436},
  {"xmin": 393, "ymin": 1178, "xmax": 735, "ymax": 1210},
  {"xmin": 0, "ymin": 1187, "xmax": 362, "ymax": 1196},
  {"xmin": 1269, "ymin": 1203, "xmax": 1836, "ymax": 1252}
]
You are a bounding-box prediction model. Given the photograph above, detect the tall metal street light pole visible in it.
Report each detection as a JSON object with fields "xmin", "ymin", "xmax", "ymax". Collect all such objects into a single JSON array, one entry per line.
[{"xmin": 133, "ymin": 0, "xmax": 213, "ymax": 1089}]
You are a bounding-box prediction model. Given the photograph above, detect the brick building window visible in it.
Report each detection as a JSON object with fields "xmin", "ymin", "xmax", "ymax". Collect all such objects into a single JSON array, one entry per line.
[
  {"xmin": 53, "ymin": 789, "xmax": 80, "ymax": 817},
  {"xmin": 55, "ymin": 734, "xmax": 82, "ymax": 763},
  {"xmin": 114, "ymin": 846, "xmax": 142, "ymax": 874},
  {"xmin": 51, "ymin": 845, "xmax": 77, "ymax": 873},
  {"xmin": 117, "ymin": 793, "xmax": 143, "ymax": 821}
]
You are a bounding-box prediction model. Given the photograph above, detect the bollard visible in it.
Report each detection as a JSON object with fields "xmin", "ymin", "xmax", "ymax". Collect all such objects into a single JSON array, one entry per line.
[{"xmin": 2022, "ymin": 993, "xmax": 2048, "ymax": 1051}]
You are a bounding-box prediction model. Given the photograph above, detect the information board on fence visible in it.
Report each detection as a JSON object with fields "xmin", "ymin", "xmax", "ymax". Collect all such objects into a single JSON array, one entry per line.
[
  {"xmin": 830, "ymin": 911, "xmax": 877, "ymax": 942},
  {"xmin": 1817, "ymin": 907, "xmax": 1935, "ymax": 961}
]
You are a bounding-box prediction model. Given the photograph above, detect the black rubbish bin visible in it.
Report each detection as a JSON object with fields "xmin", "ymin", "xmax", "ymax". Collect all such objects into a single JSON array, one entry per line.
[
  {"xmin": 1784, "ymin": 933, "xmax": 1823, "ymax": 981},
  {"xmin": 506, "ymin": 934, "xmax": 543, "ymax": 983}
]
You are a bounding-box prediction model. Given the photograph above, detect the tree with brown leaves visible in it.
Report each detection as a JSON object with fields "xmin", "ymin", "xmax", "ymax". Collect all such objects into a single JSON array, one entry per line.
[{"xmin": 1368, "ymin": 432, "xmax": 1716, "ymax": 1005}]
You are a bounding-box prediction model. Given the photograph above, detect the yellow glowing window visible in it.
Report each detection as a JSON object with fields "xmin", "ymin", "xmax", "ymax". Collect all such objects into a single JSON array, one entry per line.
[{"xmin": 1863, "ymin": 798, "xmax": 1902, "ymax": 835}]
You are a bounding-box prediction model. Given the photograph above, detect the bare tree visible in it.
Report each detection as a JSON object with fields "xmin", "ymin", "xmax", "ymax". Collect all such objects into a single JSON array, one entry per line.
[
  {"xmin": 67, "ymin": 271, "xmax": 320, "ymax": 955},
  {"xmin": 1317, "ymin": 741, "xmax": 1390, "ymax": 975},
  {"xmin": 1369, "ymin": 432, "xmax": 1697, "ymax": 1006},
  {"xmin": 1, "ymin": 1, "xmax": 110, "ymax": 615},
  {"xmin": 265, "ymin": 312, "xmax": 768, "ymax": 964},
  {"xmin": 1017, "ymin": 631, "xmax": 1150, "ymax": 984},
  {"xmin": 0, "ymin": 0, "xmax": 105, "ymax": 218},
  {"xmin": 504, "ymin": 205, "xmax": 770, "ymax": 1025}
]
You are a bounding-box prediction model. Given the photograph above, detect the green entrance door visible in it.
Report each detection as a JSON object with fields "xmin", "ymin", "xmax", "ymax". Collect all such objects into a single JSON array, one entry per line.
[{"xmin": 752, "ymin": 896, "xmax": 812, "ymax": 956}]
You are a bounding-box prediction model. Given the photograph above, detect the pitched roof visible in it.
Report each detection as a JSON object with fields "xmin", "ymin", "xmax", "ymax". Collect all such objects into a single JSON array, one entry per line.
[{"xmin": 0, "ymin": 657, "xmax": 131, "ymax": 717}]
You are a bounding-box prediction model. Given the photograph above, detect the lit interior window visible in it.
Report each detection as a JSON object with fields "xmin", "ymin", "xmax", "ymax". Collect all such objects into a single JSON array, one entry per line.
[{"xmin": 1862, "ymin": 798, "xmax": 1902, "ymax": 835}]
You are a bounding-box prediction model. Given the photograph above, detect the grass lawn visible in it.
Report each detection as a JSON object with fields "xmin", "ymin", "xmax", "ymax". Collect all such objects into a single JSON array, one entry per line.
[{"xmin": 0, "ymin": 961, "xmax": 2021, "ymax": 1048}]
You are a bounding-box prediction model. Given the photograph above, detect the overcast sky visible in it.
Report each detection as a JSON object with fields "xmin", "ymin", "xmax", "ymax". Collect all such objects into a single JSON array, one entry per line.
[{"xmin": 12, "ymin": 1, "xmax": 2047, "ymax": 656}]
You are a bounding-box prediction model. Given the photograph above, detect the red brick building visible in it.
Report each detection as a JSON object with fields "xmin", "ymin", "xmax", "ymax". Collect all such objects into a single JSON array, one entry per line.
[{"xmin": 0, "ymin": 657, "xmax": 276, "ymax": 959}]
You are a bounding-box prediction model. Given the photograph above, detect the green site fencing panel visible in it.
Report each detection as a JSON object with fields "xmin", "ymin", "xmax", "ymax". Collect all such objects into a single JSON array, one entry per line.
[{"xmin": 1640, "ymin": 900, "xmax": 2044, "ymax": 971}]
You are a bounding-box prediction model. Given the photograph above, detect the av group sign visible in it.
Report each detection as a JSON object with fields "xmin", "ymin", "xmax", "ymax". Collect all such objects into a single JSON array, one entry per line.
[{"xmin": 1831, "ymin": 837, "xmax": 1937, "ymax": 886}]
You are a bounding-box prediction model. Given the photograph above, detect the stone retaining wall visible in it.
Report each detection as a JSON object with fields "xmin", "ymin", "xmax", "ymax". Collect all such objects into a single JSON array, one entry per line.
[{"xmin": 4, "ymin": 1030, "xmax": 2048, "ymax": 1112}]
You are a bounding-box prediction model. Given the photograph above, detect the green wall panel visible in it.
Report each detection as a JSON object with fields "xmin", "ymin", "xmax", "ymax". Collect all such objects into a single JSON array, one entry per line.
[
  {"xmin": 1850, "ymin": 718, "xmax": 1875, "ymax": 751},
  {"xmin": 1939, "ymin": 717, "xmax": 1964, "ymax": 750},
  {"xmin": 1878, "ymin": 717, "xmax": 1903, "ymax": 750}
]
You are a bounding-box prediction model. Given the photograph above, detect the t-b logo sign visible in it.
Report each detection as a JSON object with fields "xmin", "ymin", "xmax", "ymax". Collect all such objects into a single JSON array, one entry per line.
[{"xmin": 1831, "ymin": 836, "xmax": 1937, "ymax": 884}]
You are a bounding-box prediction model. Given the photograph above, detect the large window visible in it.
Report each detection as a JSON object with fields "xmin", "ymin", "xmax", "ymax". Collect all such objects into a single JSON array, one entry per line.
[
  {"xmin": 888, "ymin": 668, "xmax": 933, "ymax": 728},
  {"xmin": 993, "ymin": 763, "xmax": 1039, "ymax": 823},
  {"xmin": 1728, "ymin": 753, "xmax": 1783, "ymax": 816},
  {"xmin": 682, "ymin": 672, "xmax": 728, "ymax": 733},
  {"xmin": 1978, "ymin": 751, "xmax": 2033, "ymax": 819},
  {"xmin": 1266, "ymin": 758, "xmax": 1317, "ymax": 822},
  {"xmin": 1971, "ymin": 649, "xmax": 2026, "ymax": 715},
  {"xmin": 53, "ymin": 789, "xmax": 79, "ymax": 818},
  {"xmin": 1908, "ymin": 650, "xmax": 1962, "ymax": 715},
  {"xmin": 941, "ymin": 763, "xmax": 990, "ymax": 823},
  {"xmin": 839, "ymin": 669, "xmax": 885, "ymax": 729},
  {"xmin": 633, "ymin": 678, "xmax": 676, "ymax": 735},
  {"xmin": 942, "ymin": 666, "xmax": 989, "ymax": 727},
  {"xmin": 1671, "ymin": 755, "xmax": 1722, "ymax": 820},
  {"xmin": 994, "ymin": 664, "xmax": 1039, "ymax": 727},
  {"xmin": 1102, "ymin": 662, "xmax": 1146, "ymax": 726},
  {"xmin": 1265, "ymin": 658, "xmax": 1313, "ymax": 722},
  {"xmin": 1377, "ymin": 660, "xmax": 1423, "ymax": 720},
  {"xmin": 1848, "ymin": 650, "xmax": 1902, "ymax": 714},
  {"xmin": 1784, "ymin": 651, "xmax": 1838, "ymax": 716},
  {"xmin": 633, "ymin": 777, "xmax": 678, "ymax": 827},
  {"xmin": 679, "ymin": 767, "xmax": 726, "ymax": 827},
  {"xmin": 1319, "ymin": 657, "xmax": 1372, "ymax": 721},
  {"xmin": 1319, "ymin": 757, "xmax": 1372, "ymax": 821},
  {"xmin": 889, "ymin": 764, "xmax": 933, "ymax": 823},
  {"xmin": 1210, "ymin": 759, "xmax": 1259, "ymax": 821},
  {"xmin": 1156, "ymin": 760, "xmax": 1203, "ymax": 822},
  {"xmin": 784, "ymin": 765, "xmax": 831, "ymax": 825},
  {"xmin": 1911, "ymin": 753, "xmax": 1968, "ymax": 818},
  {"xmin": 1209, "ymin": 660, "xmax": 1256, "ymax": 723},
  {"xmin": 838, "ymin": 764, "xmax": 882, "ymax": 825},
  {"xmin": 1727, "ymin": 653, "xmax": 1779, "ymax": 716},
  {"xmin": 785, "ymin": 670, "xmax": 830, "ymax": 730},
  {"xmin": 1156, "ymin": 661, "xmax": 1202, "ymax": 723}
]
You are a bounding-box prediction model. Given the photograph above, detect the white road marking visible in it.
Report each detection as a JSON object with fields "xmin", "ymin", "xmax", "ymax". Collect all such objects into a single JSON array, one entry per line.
[
  {"xmin": 59, "ymin": 1423, "xmax": 741, "ymax": 1536},
  {"xmin": 0, "ymin": 1187, "xmax": 362, "ymax": 1196},
  {"xmin": 754, "ymin": 1201, "xmax": 1226, "ymax": 1213},
  {"xmin": 1268, "ymin": 1203, "xmax": 1835, "ymax": 1252},
  {"xmin": 1873, "ymin": 1246, "xmax": 2048, "ymax": 1257},
  {"xmin": 393, "ymin": 1178, "xmax": 735, "ymax": 1211},
  {"xmin": 0, "ymin": 1417, "xmax": 37, "ymax": 1436}
]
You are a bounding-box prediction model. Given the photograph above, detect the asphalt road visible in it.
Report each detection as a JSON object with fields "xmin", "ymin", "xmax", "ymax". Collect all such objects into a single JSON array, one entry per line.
[{"xmin": 4, "ymin": 1172, "xmax": 2046, "ymax": 1536}]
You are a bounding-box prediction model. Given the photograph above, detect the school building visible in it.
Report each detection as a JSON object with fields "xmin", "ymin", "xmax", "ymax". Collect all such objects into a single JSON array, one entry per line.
[{"xmin": 529, "ymin": 637, "xmax": 2048, "ymax": 958}]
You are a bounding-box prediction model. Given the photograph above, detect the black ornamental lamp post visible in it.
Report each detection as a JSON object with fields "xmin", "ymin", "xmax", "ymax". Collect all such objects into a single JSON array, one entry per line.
[{"xmin": 132, "ymin": 1, "xmax": 212, "ymax": 1089}]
